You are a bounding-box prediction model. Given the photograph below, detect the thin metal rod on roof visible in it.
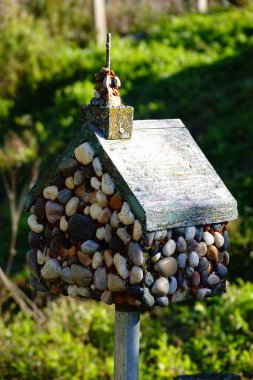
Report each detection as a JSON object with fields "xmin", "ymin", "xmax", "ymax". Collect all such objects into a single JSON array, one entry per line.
[{"xmin": 105, "ymin": 32, "xmax": 111, "ymax": 69}]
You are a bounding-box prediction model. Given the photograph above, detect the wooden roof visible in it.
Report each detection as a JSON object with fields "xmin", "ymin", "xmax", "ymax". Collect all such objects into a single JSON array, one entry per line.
[{"xmin": 26, "ymin": 118, "xmax": 237, "ymax": 231}]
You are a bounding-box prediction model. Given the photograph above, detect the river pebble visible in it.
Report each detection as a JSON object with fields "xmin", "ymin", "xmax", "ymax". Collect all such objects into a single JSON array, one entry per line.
[
  {"xmin": 89, "ymin": 203, "xmax": 102, "ymax": 219},
  {"xmin": 195, "ymin": 227, "xmax": 204, "ymax": 242},
  {"xmin": 43, "ymin": 185, "xmax": 58, "ymax": 200},
  {"xmin": 207, "ymin": 273, "xmax": 220, "ymax": 286},
  {"xmin": 60, "ymin": 267, "xmax": 74, "ymax": 284},
  {"xmin": 114, "ymin": 253, "xmax": 130, "ymax": 279},
  {"xmin": 71, "ymin": 264, "xmax": 92, "ymax": 286},
  {"xmin": 94, "ymin": 267, "xmax": 108, "ymax": 290},
  {"xmin": 81, "ymin": 240, "xmax": 99, "ymax": 254},
  {"xmin": 57, "ymin": 189, "xmax": 72, "ymax": 205},
  {"xmin": 152, "ymin": 277, "xmax": 169, "ymax": 296},
  {"xmin": 102, "ymin": 173, "xmax": 115, "ymax": 195},
  {"xmin": 214, "ymin": 231, "xmax": 224, "ymax": 248},
  {"xmin": 26, "ymin": 249, "xmax": 39, "ymax": 278},
  {"xmin": 203, "ymin": 231, "xmax": 214, "ymax": 246},
  {"xmin": 196, "ymin": 242, "xmax": 207, "ymax": 257},
  {"xmin": 74, "ymin": 142, "xmax": 95, "ymax": 165},
  {"xmin": 41, "ymin": 258, "xmax": 62, "ymax": 280},
  {"xmin": 176, "ymin": 236, "xmax": 187, "ymax": 252},
  {"xmin": 133, "ymin": 220, "xmax": 143, "ymax": 241},
  {"xmin": 60, "ymin": 216, "xmax": 68, "ymax": 232},
  {"xmin": 117, "ymin": 227, "xmax": 131, "ymax": 243},
  {"xmin": 77, "ymin": 287, "xmax": 91, "ymax": 297},
  {"xmin": 143, "ymin": 288, "xmax": 154, "ymax": 307},
  {"xmin": 221, "ymin": 231, "xmax": 230, "ymax": 251},
  {"xmin": 128, "ymin": 242, "xmax": 144, "ymax": 266},
  {"xmin": 130, "ymin": 266, "xmax": 143, "ymax": 284},
  {"xmin": 154, "ymin": 257, "xmax": 177, "ymax": 277},
  {"xmin": 108, "ymin": 273, "xmax": 126, "ymax": 292},
  {"xmin": 216, "ymin": 263, "xmax": 228, "ymax": 278},
  {"xmin": 206, "ymin": 245, "xmax": 219, "ymax": 262},
  {"xmin": 78, "ymin": 251, "xmax": 92, "ymax": 266},
  {"xmin": 188, "ymin": 251, "xmax": 199, "ymax": 267},
  {"xmin": 196, "ymin": 257, "xmax": 209, "ymax": 272},
  {"xmin": 185, "ymin": 266, "xmax": 194, "ymax": 278},
  {"xmin": 96, "ymin": 190, "xmax": 108, "ymax": 207},
  {"xmin": 177, "ymin": 253, "xmax": 187, "ymax": 268},
  {"xmin": 110, "ymin": 191, "xmax": 123, "ymax": 210},
  {"xmin": 168, "ymin": 276, "xmax": 177, "ymax": 294},
  {"xmin": 73, "ymin": 170, "xmax": 83, "ymax": 186},
  {"xmin": 163, "ymin": 239, "xmax": 176, "ymax": 256},
  {"xmin": 65, "ymin": 197, "xmax": 79, "ymax": 217},
  {"xmin": 101, "ymin": 290, "xmax": 113, "ymax": 305},
  {"xmin": 28, "ymin": 214, "xmax": 44, "ymax": 233},
  {"xmin": 67, "ymin": 285, "xmax": 78, "ymax": 297},
  {"xmin": 185, "ymin": 226, "xmax": 196, "ymax": 241},
  {"xmin": 156, "ymin": 296, "xmax": 169, "ymax": 307},
  {"xmin": 196, "ymin": 288, "xmax": 211, "ymax": 300},
  {"xmin": 191, "ymin": 271, "xmax": 200, "ymax": 286},
  {"xmin": 65, "ymin": 177, "xmax": 75, "ymax": 189},
  {"xmin": 59, "ymin": 158, "xmax": 78, "ymax": 176},
  {"xmin": 92, "ymin": 251, "xmax": 103, "ymax": 269},
  {"xmin": 92, "ymin": 157, "xmax": 103, "ymax": 177},
  {"xmin": 118, "ymin": 202, "xmax": 135, "ymax": 225},
  {"xmin": 68, "ymin": 214, "xmax": 96, "ymax": 241},
  {"xmin": 110, "ymin": 210, "xmax": 120, "ymax": 228},
  {"xmin": 144, "ymin": 273, "xmax": 154, "ymax": 287}
]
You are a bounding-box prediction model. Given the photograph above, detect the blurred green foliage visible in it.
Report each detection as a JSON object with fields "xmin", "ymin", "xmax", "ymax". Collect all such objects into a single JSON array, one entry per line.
[{"xmin": 1, "ymin": 281, "xmax": 253, "ymax": 379}]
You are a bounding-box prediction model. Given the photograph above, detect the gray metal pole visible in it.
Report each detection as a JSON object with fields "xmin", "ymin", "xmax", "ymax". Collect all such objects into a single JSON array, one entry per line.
[{"xmin": 114, "ymin": 305, "xmax": 140, "ymax": 380}]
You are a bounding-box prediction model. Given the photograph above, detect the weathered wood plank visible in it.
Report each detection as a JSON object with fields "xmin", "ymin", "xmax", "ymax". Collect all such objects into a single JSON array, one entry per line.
[{"xmin": 94, "ymin": 119, "xmax": 238, "ymax": 230}]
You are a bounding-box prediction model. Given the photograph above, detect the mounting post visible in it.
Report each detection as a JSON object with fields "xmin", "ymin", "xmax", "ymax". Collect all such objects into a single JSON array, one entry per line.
[{"xmin": 114, "ymin": 305, "xmax": 140, "ymax": 380}]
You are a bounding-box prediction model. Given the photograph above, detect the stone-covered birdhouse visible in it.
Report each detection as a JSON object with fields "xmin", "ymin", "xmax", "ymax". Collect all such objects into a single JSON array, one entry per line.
[{"xmin": 26, "ymin": 45, "xmax": 237, "ymax": 308}]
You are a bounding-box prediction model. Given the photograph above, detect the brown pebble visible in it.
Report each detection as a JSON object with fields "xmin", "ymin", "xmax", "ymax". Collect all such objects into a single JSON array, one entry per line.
[
  {"xmin": 114, "ymin": 294, "xmax": 127, "ymax": 304},
  {"xmin": 78, "ymin": 251, "xmax": 92, "ymax": 266},
  {"xmin": 88, "ymin": 191, "xmax": 97, "ymax": 204},
  {"xmin": 191, "ymin": 271, "xmax": 200, "ymax": 286},
  {"xmin": 74, "ymin": 185, "xmax": 89, "ymax": 202},
  {"xmin": 110, "ymin": 192, "xmax": 123, "ymax": 210},
  {"xmin": 206, "ymin": 245, "xmax": 218, "ymax": 262}
]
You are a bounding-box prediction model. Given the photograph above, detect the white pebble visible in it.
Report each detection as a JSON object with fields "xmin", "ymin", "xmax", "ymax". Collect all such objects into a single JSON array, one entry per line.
[
  {"xmin": 90, "ymin": 177, "xmax": 101, "ymax": 190},
  {"xmin": 84, "ymin": 206, "xmax": 90, "ymax": 215},
  {"xmin": 67, "ymin": 285, "xmax": 78, "ymax": 297},
  {"xmin": 65, "ymin": 177, "xmax": 75, "ymax": 189},
  {"xmin": 117, "ymin": 227, "xmax": 131, "ymax": 243},
  {"xmin": 60, "ymin": 216, "xmax": 68, "ymax": 232},
  {"xmin": 43, "ymin": 186, "xmax": 58, "ymax": 200},
  {"xmin": 130, "ymin": 266, "xmax": 143, "ymax": 284},
  {"xmin": 203, "ymin": 231, "xmax": 215, "ymax": 246},
  {"xmin": 92, "ymin": 157, "xmax": 103, "ymax": 177},
  {"xmin": 89, "ymin": 203, "xmax": 102, "ymax": 219},
  {"xmin": 196, "ymin": 288, "xmax": 211, "ymax": 300},
  {"xmin": 65, "ymin": 197, "xmax": 79, "ymax": 216},
  {"xmin": 74, "ymin": 142, "xmax": 95, "ymax": 165},
  {"xmin": 96, "ymin": 227, "xmax": 106, "ymax": 240},
  {"xmin": 118, "ymin": 202, "xmax": 135, "ymax": 225},
  {"xmin": 92, "ymin": 251, "xmax": 103, "ymax": 269},
  {"xmin": 214, "ymin": 231, "xmax": 224, "ymax": 248},
  {"xmin": 168, "ymin": 276, "xmax": 177, "ymax": 295},
  {"xmin": 154, "ymin": 230, "xmax": 167, "ymax": 241},
  {"xmin": 185, "ymin": 226, "xmax": 196, "ymax": 241},
  {"xmin": 96, "ymin": 190, "xmax": 108, "ymax": 207},
  {"xmin": 133, "ymin": 220, "xmax": 143, "ymax": 241},
  {"xmin": 28, "ymin": 214, "xmax": 44, "ymax": 233},
  {"xmin": 101, "ymin": 173, "xmax": 115, "ymax": 195},
  {"xmin": 163, "ymin": 239, "xmax": 176, "ymax": 256},
  {"xmin": 114, "ymin": 253, "xmax": 130, "ymax": 279},
  {"xmin": 188, "ymin": 251, "xmax": 199, "ymax": 267},
  {"xmin": 37, "ymin": 248, "xmax": 49, "ymax": 265},
  {"xmin": 110, "ymin": 210, "xmax": 120, "ymax": 228}
]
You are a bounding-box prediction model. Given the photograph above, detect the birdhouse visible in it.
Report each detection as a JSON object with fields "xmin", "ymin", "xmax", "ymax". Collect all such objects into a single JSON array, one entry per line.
[{"xmin": 26, "ymin": 37, "xmax": 237, "ymax": 309}]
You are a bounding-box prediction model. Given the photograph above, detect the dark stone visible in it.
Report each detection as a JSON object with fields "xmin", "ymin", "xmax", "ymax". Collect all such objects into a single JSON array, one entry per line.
[
  {"xmin": 52, "ymin": 227, "xmax": 63, "ymax": 237},
  {"xmin": 196, "ymin": 257, "xmax": 209, "ymax": 272},
  {"xmin": 57, "ymin": 189, "xmax": 72, "ymax": 204},
  {"xmin": 177, "ymin": 270, "xmax": 184, "ymax": 288},
  {"xmin": 201, "ymin": 270, "xmax": 209, "ymax": 286},
  {"xmin": 26, "ymin": 250, "xmax": 39, "ymax": 278},
  {"xmin": 34, "ymin": 198, "xmax": 46, "ymax": 223},
  {"xmin": 185, "ymin": 266, "xmax": 194, "ymax": 278},
  {"xmin": 90, "ymin": 289, "xmax": 102, "ymax": 301},
  {"xmin": 128, "ymin": 285, "xmax": 143, "ymax": 300},
  {"xmin": 187, "ymin": 239, "xmax": 199, "ymax": 252},
  {"xmin": 68, "ymin": 214, "xmax": 97, "ymax": 243},
  {"xmin": 109, "ymin": 234, "xmax": 122, "ymax": 252},
  {"xmin": 82, "ymin": 164, "xmax": 95, "ymax": 179},
  {"xmin": 30, "ymin": 276, "xmax": 48, "ymax": 292},
  {"xmin": 28, "ymin": 231, "xmax": 45, "ymax": 250},
  {"xmin": 43, "ymin": 225, "xmax": 52, "ymax": 241},
  {"xmin": 144, "ymin": 273, "xmax": 154, "ymax": 287},
  {"xmin": 51, "ymin": 175, "xmax": 65, "ymax": 187},
  {"xmin": 50, "ymin": 235, "xmax": 65, "ymax": 254},
  {"xmin": 211, "ymin": 280, "xmax": 226, "ymax": 296},
  {"xmin": 143, "ymin": 288, "xmax": 154, "ymax": 307},
  {"xmin": 60, "ymin": 287, "xmax": 68, "ymax": 296},
  {"xmin": 59, "ymin": 158, "xmax": 78, "ymax": 176},
  {"xmin": 156, "ymin": 296, "xmax": 169, "ymax": 307},
  {"xmin": 216, "ymin": 263, "xmax": 228, "ymax": 279},
  {"xmin": 174, "ymin": 227, "xmax": 184, "ymax": 236},
  {"xmin": 221, "ymin": 231, "xmax": 230, "ymax": 251}
]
